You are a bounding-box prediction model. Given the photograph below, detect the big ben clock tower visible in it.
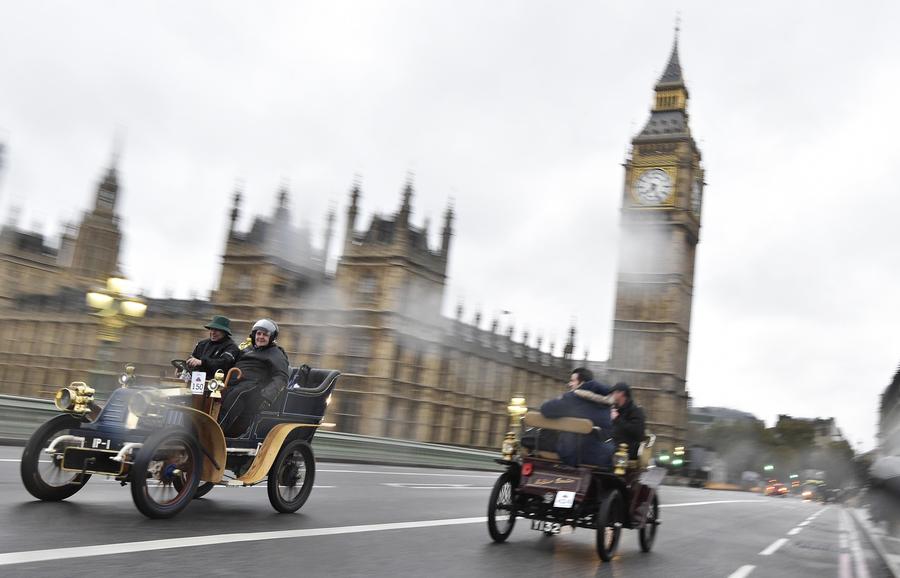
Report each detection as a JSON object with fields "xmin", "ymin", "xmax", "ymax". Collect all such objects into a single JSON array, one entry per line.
[{"xmin": 607, "ymin": 32, "xmax": 704, "ymax": 454}]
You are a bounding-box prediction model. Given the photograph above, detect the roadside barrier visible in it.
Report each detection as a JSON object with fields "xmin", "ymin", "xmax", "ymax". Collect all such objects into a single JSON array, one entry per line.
[{"xmin": 0, "ymin": 394, "xmax": 502, "ymax": 472}]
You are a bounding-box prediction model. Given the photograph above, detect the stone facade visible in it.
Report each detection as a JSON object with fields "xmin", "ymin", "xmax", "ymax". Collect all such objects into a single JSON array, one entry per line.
[
  {"xmin": 0, "ymin": 39, "xmax": 707, "ymax": 452},
  {"xmin": 0, "ymin": 173, "xmax": 580, "ymax": 449}
]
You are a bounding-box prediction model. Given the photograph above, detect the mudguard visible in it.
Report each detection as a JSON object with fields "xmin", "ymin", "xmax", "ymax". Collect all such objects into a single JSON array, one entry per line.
[
  {"xmin": 237, "ymin": 423, "xmax": 316, "ymax": 485},
  {"xmin": 162, "ymin": 405, "xmax": 227, "ymax": 483}
]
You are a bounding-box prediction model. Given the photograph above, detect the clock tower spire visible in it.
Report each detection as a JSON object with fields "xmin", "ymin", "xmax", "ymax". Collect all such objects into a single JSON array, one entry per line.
[{"xmin": 606, "ymin": 32, "xmax": 705, "ymax": 454}]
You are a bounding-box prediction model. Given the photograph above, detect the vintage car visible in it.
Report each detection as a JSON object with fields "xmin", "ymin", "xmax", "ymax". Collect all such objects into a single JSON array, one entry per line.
[
  {"xmin": 486, "ymin": 411, "xmax": 664, "ymax": 561},
  {"xmin": 20, "ymin": 360, "xmax": 339, "ymax": 519}
]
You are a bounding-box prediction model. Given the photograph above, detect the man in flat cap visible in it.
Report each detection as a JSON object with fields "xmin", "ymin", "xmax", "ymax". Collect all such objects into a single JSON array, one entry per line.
[{"xmin": 185, "ymin": 315, "xmax": 240, "ymax": 376}]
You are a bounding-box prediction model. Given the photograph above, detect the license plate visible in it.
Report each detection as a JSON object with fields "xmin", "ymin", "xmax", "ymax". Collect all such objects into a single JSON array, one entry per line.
[{"xmin": 531, "ymin": 520, "xmax": 561, "ymax": 534}]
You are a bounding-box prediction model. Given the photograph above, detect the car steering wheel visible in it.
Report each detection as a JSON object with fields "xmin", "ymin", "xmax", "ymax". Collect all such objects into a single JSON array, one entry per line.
[{"xmin": 171, "ymin": 359, "xmax": 189, "ymax": 373}]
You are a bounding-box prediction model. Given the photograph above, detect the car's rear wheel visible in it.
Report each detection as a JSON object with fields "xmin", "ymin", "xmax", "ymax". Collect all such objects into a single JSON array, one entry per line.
[
  {"xmin": 267, "ymin": 439, "xmax": 315, "ymax": 513},
  {"xmin": 130, "ymin": 428, "xmax": 201, "ymax": 519},
  {"xmin": 487, "ymin": 471, "xmax": 517, "ymax": 542},
  {"xmin": 639, "ymin": 493, "xmax": 659, "ymax": 552},
  {"xmin": 20, "ymin": 415, "xmax": 91, "ymax": 501},
  {"xmin": 596, "ymin": 489, "xmax": 624, "ymax": 561}
]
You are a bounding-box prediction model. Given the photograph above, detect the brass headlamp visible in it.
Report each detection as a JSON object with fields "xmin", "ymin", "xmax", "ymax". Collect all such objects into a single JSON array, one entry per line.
[
  {"xmin": 118, "ymin": 365, "xmax": 136, "ymax": 388},
  {"xmin": 613, "ymin": 443, "xmax": 630, "ymax": 475},
  {"xmin": 501, "ymin": 394, "xmax": 528, "ymax": 459},
  {"xmin": 54, "ymin": 382, "xmax": 96, "ymax": 414},
  {"xmin": 208, "ymin": 370, "xmax": 225, "ymax": 398}
]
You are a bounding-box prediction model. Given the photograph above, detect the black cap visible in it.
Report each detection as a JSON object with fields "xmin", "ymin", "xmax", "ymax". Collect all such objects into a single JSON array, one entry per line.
[{"xmin": 611, "ymin": 382, "xmax": 631, "ymax": 396}]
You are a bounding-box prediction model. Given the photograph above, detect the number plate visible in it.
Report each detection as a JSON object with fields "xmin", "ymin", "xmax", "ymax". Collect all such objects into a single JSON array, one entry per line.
[{"xmin": 531, "ymin": 520, "xmax": 561, "ymax": 534}]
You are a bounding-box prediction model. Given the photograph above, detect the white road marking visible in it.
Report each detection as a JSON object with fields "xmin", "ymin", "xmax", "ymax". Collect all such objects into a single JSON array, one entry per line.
[
  {"xmin": 0, "ymin": 516, "xmax": 488, "ymax": 566},
  {"xmin": 838, "ymin": 511, "xmax": 853, "ymax": 578},
  {"xmin": 382, "ymin": 483, "xmax": 491, "ymax": 490},
  {"xmin": 0, "ymin": 458, "xmax": 47, "ymax": 463},
  {"xmin": 840, "ymin": 509, "xmax": 871, "ymax": 578},
  {"xmin": 799, "ymin": 521, "xmax": 810, "ymax": 526},
  {"xmin": 759, "ymin": 538, "xmax": 788, "ymax": 556},
  {"xmin": 318, "ymin": 468, "xmax": 496, "ymax": 479},
  {"xmin": 662, "ymin": 500, "xmax": 765, "ymax": 508},
  {"xmin": 787, "ymin": 527, "xmax": 802, "ymax": 535},
  {"xmin": 727, "ymin": 565, "xmax": 756, "ymax": 578}
]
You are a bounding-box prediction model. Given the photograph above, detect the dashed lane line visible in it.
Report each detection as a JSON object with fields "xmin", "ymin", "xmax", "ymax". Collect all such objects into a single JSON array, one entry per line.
[
  {"xmin": 787, "ymin": 527, "xmax": 803, "ymax": 536},
  {"xmin": 759, "ymin": 538, "xmax": 788, "ymax": 556},
  {"xmin": 727, "ymin": 565, "xmax": 756, "ymax": 578}
]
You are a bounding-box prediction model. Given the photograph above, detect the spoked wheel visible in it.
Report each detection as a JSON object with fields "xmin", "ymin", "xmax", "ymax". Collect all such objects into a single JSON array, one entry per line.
[
  {"xmin": 193, "ymin": 481, "xmax": 215, "ymax": 499},
  {"xmin": 639, "ymin": 494, "xmax": 659, "ymax": 552},
  {"xmin": 487, "ymin": 471, "xmax": 517, "ymax": 542},
  {"xmin": 130, "ymin": 428, "xmax": 201, "ymax": 519},
  {"xmin": 596, "ymin": 489, "xmax": 624, "ymax": 561},
  {"xmin": 267, "ymin": 439, "xmax": 315, "ymax": 513},
  {"xmin": 20, "ymin": 415, "xmax": 91, "ymax": 501},
  {"xmin": 173, "ymin": 479, "xmax": 215, "ymax": 499}
]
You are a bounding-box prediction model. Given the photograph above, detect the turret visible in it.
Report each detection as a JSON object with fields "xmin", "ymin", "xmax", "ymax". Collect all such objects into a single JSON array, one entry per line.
[
  {"xmin": 441, "ymin": 201, "xmax": 454, "ymax": 262},
  {"xmin": 229, "ymin": 184, "xmax": 242, "ymax": 237},
  {"xmin": 563, "ymin": 323, "xmax": 576, "ymax": 360},
  {"xmin": 396, "ymin": 174, "xmax": 414, "ymax": 232},
  {"xmin": 321, "ymin": 207, "xmax": 335, "ymax": 272},
  {"xmin": 345, "ymin": 179, "xmax": 360, "ymax": 250}
]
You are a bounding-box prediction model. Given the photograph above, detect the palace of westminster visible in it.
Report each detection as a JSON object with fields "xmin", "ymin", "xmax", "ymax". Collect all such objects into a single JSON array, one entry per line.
[{"xmin": 0, "ymin": 38, "xmax": 704, "ymax": 453}]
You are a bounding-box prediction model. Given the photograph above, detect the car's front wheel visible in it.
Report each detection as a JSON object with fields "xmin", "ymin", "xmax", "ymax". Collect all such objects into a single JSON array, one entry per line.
[
  {"xmin": 596, "ymin": 488, "xmax": 624, "ymax": 561},
  {"xmin": 267, "ymin": 438, "xmax": 315, "ymax": 513},
  {"xmin": 486, "ymin": 471, "xmax": 517, "ymax": 542},
  {"xmin": 130, "ymin": 428, "xmax": 201, "ymax": 519},
  {"xmin": 638, "ymin": 493, "xmax": 659, "ymax": 552},
  {"xmin": 20, "ymin": 415, "xmax": 91, "ymax": 501}
]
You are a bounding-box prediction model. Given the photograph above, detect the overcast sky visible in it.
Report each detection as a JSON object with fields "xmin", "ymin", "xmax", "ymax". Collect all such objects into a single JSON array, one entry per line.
[{"xmin": 1, "ymin": 1, "xmax": 898, "ymax": 451}]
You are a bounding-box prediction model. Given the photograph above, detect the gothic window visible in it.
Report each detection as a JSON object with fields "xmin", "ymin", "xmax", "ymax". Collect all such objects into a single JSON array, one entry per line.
[
  {"xmin": 337, "ymin": 393, "xmax": 361, "ymax": 434},
  {"xmin": 345, "ymin": 333, "xmax": 371, "ymax": 374},
  {"xmin": 358, "ymin": 273, "xmax": 378, "ymax": 306}
]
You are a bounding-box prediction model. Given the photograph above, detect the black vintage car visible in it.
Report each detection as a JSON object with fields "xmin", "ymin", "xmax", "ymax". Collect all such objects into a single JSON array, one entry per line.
[
  {"xmin": 487, "ymin": 411, "xmax": 664, "ymax": 561},
  {"xmin": 20, "ymin": 361, "xmax": 339, "ymax": 519}
]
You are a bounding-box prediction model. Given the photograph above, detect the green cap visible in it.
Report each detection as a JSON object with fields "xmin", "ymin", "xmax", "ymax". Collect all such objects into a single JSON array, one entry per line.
[{"xmin": 204, "ymin": 315, "xmax": 232, "ymax": 336}]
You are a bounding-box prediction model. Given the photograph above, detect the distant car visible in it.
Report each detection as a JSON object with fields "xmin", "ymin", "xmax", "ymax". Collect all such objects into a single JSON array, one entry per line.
[
  {"xmin": 765, "ymin": 482, "xmax": 788, "ymax": 497},
  {"xmin": 823, "ymin": 488, "xmax": 842, "ymax": 503}
]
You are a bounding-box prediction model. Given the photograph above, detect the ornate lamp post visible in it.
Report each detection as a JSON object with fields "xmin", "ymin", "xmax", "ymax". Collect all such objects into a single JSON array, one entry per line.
[{"xmin": 86, "ymin": 276, "xmax": 147, "ymax": 396}]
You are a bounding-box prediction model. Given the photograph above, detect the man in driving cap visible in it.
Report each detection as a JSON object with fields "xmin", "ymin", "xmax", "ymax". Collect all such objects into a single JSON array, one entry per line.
[
  {"xmin": 609, "ymin": 382, "xmax": 646, "ymax": 460},
  {"xmin": 185, "ymin": 315, "xmax": 240, "ymax": 376}
]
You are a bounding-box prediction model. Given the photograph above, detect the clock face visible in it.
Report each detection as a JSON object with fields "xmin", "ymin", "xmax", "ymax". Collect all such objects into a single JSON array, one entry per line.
[
  {"xmin": 691, "ymin": 180, "xmax": 702, "ymax": 216},
  {"xmin": 634, "ymin": 169, "xmax": 672, "ymax": 205}
]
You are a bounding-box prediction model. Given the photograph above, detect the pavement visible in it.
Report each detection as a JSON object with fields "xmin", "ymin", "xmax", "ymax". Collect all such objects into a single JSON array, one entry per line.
[{"xmin": 0, "ymin": 446, "xmax": 892, "ymax": 578}]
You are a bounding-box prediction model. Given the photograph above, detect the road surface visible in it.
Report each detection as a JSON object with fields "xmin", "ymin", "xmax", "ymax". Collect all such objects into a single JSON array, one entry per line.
[{"xmin": 0, "ymin": 446, "xmax": 889, "ymax": 577}]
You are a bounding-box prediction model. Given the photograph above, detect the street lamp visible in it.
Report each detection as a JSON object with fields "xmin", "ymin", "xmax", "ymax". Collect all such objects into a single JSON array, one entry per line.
[{"xmin": 86, "ymin": 276, "xmax": 147, "ymax": 395}]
